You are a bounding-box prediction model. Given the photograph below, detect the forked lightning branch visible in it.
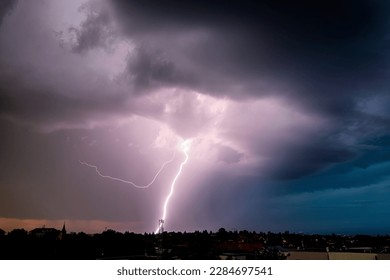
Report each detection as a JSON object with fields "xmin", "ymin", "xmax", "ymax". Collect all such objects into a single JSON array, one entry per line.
[{"xmin": 80, "ymin": 139, "xmax": 192, "ymax": 233}]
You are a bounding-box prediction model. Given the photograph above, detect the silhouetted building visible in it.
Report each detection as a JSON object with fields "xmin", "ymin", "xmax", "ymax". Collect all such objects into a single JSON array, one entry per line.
[
  {"xmin": 30, "ymin": 226, "xmax": 60, "ymax": 239},
  {"xmin": 59, "ymin": 222, "xmax": 67, "ymax": 240}
]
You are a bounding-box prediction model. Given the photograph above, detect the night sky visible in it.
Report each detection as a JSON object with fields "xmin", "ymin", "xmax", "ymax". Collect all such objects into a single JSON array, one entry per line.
[{"xmin": 1, "ymin": 0, "xmax": 390, "ymax": 234}]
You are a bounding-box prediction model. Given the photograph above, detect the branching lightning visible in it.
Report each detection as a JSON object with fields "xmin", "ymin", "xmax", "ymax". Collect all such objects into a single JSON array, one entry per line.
[
  {"xmin": 79, "ymin": 139, "xmax": 192, "ymax": 234},
  {"xmin": 79, "ymin": 152, "xmax": 175, "ymax": 189},
  {"xmin": 155, "ymin": 139, "xmax": 192, "ymax": 234}
]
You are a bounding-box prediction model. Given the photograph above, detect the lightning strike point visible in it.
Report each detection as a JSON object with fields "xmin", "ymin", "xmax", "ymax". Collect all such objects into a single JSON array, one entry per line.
[
  {"xmin": 79, "ymin": 138, "xmax": 192, "ymax": 235},
  {"xmin": 155, "ymin": 139, "xmax": 192, "ymax": 234}
]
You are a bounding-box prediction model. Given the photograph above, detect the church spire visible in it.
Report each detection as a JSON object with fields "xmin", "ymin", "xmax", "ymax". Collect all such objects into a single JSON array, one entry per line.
[{"xmin": 61, "ymin": 222, "xmax": 66, "ymax": 234}]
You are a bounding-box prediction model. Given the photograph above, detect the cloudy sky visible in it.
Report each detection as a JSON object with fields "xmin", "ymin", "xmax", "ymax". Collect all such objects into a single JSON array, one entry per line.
[{"xmin": 1, "ymin": 0, "xmax": 390, "ymax": 234}]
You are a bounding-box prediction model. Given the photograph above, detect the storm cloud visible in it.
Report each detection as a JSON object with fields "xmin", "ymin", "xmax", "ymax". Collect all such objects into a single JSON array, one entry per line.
[{"xmin": 1, "ymin": 0, "xmax": 390, "ymax": 234}]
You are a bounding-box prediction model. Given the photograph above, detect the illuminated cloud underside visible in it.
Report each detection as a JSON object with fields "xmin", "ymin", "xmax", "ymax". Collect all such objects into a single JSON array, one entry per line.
[{"xmin": 0, "ymin": 0, "xmax": 390, "ymax": 234}]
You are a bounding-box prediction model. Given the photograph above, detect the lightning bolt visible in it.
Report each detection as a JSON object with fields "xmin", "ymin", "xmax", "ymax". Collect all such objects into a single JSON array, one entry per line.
[
  {"xmin": 79, "ymin": 139, "xmax": 191, "ymax": 233},
  {"xmin": 79, "ymin": 152, "xmax": 175, "ymax": 189},
  {"xmin": 155, "ymin": 139, "xmax": 191, "ymax": 234}
]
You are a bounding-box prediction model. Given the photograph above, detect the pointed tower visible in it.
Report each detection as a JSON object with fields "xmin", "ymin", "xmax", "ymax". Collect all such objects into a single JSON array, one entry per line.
[
  {"xmin": 62, "ymin": 222, "xmax": 67, "ymax": 233},
  {"xmin": 59, "ymin": 222, "xmax": 67, "ymax": 240}
]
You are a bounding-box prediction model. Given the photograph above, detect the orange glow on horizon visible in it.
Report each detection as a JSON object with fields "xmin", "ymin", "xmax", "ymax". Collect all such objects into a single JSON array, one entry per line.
[{"xmin": 0, "ymin": 217, "xmax": 143, "ymax": 234}]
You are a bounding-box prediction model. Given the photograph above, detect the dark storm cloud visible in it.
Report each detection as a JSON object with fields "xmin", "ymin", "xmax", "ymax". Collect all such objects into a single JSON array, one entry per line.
[
  {"xmin": 260, "ymin": 110, "xmax": 390, "ymax": 179},
  {"xmin": 2, "ymin": 0, "xmax": 390, "ymax": 233},
  {"xmin": 71, "ymin": 0, "xmax": 390, "ymax": 115},
  {"xmin": 48, "ymin": 0, "xmax": 390, "ymax": 181},
  {"xmin": 262, "ymin": 142, "xmax": 354, "ymax": 180},
  {"xmin": 1, "ymin": 0, "xmax": 390, "ymax": 192},
  {"xmin": 0, "ymin": 85, "xmax": 125, "ymax": 129},
  {"xmin": 0, "ymin": 0, "xmax": 17, "ymax": 26},
  {"xmin": 2, "ymin": 0, "xmax": 389, "ymax": 181},
  {"xmin": 0, "ymin": 0, "xmax": 135, "ymax": 131},
  {"xmin": 104, "ymin": 0, "xmax": 390, "ymax": 179},
  {"xmin": 122, "ymin": 47, "xmax": 179, "ymax": 90},
  {"xmin": 69, "ymin": 2, "xmax": 117, "ymax": 54},
  {"xmin": 0, "ymin": 61, "xmax": 129, "ymax": 130},
  {"xmin": 110, "ymin": 0, "xmax": 390, "ymax": 105}
]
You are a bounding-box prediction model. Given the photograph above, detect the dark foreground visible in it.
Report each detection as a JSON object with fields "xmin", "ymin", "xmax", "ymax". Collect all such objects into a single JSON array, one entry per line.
[{"xmin": 1, "ymin": 227, "xmax": 389, "ymax": 259}]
